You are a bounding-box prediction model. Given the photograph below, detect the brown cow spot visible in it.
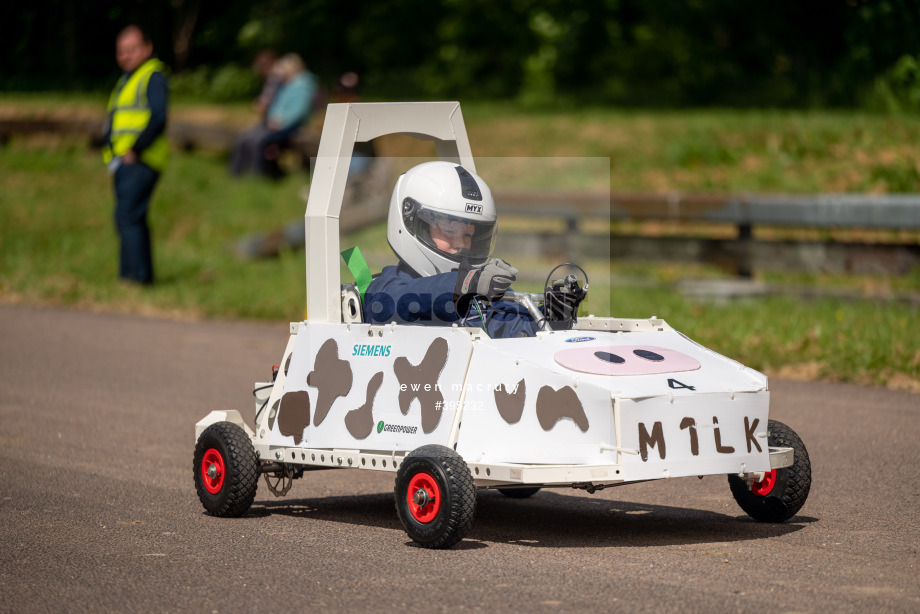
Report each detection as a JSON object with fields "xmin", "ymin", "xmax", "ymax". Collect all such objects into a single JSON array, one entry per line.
[
  {"xmin": 307, "ymin": 339, "xmax": 353, "ymax": 427},
  {"xmin": 494, "ymin": 379, "xmax": 526, "ymax": 425},
  {"xmin": 394, "ymin": 337, "xmax": 449, "ymax": 434},
  {"xmin": 277, "ymin": 390, "xmax": 311, "ymax": 445},
  {"xmin": 536, "ymin": 385, "xmax": 589, "ymax": 432},
  {"xmin": 344, "ymin": 371, "xmax": 384, "ymax": 440}
]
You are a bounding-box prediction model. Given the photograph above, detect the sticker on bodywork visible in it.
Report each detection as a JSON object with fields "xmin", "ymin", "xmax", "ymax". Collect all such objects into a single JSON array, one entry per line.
[{"xmin": 554, "ymin": 345, "xmax": 701, "ymax": 376}]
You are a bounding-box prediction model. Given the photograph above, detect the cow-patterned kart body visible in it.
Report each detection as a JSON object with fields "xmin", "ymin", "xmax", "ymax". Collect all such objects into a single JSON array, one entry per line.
[{"xmin": 193, "ymin": 102, "xmax": 811, "ymax": 548}]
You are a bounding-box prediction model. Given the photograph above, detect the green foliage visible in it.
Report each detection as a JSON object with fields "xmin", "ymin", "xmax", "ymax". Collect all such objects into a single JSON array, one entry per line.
[
  {"xmin": 3, "ymin": 0, "xmax": 919, "ymax": 109},
  {"xmin": 237, "ymin": 17, "xmax": 286, "ymax": 51},
  {"xmin": 868, "ymin": 162, "xmax": 920, "ymax": 193},
  {"xmin": 171, "ymin": 64, "xmax": 260, "ymax": 102},
  {"xmin": 517, "ymin": 10, "xmax": 566, "ymax": 108},
  {"xmin": 867, "ymin": 55, "xmax": 920, "ymax": 114}
]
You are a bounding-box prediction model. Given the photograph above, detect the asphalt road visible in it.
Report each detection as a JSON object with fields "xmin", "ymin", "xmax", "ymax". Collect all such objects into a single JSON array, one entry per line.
[{"xmin": 1, "ymin": 303, "xmax": 918, "ymax": 613}]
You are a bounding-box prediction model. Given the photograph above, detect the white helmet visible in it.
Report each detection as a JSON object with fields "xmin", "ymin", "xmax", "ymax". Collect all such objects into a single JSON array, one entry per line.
[{"xmin": 387, "ymin": 161, "xmax": 497, "ymax": 276}]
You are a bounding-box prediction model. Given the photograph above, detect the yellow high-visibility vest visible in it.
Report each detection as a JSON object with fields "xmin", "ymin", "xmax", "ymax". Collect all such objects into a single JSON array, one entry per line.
[{"xmin": 104, "ymin": 58, "xmax": 168, "ymax": 171}]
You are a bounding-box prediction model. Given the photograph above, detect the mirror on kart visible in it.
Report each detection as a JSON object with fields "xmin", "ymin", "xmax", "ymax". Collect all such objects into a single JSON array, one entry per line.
[
  {"xmin": 484, "ymin": 262, "xmax": 590, "ymax": 333},
  {"xmin": 543, "ymin": 263, "xmax": 589, "ymax": 330}
]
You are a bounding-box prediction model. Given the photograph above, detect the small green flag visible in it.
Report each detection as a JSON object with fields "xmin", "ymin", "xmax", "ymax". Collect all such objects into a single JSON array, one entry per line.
[{"xmin": 341, "ymin": 245, "xmax": 373, "ymax": 302}]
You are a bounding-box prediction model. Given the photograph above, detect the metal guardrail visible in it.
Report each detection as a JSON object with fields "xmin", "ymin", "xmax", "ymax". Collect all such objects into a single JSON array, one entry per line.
[
  {"xmin": 495, "ymin": 190, "xmax": 920, "ymax": 230},
  {"xmin": 494, "ymin": 190, "xmax": 920, "ymax": 277}
]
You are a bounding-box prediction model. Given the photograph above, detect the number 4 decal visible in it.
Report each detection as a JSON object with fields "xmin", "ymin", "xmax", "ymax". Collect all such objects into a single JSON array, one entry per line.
[{"xmin": 668, "ymin": 378, "xmax": 696, "ymax": 391}]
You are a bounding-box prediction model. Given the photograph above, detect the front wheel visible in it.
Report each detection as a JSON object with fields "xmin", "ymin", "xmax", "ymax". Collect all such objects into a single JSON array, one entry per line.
[
  {"xmin": 194, "ymin": 422, "xmax": 259, "ymax": 517},
  {"xmin": 728, "ymin": 419, "xmax": 811, "ymax": 522},
  {"xmin": 395, "ymin": 445, "xmax": 476, "ymax": 549}
]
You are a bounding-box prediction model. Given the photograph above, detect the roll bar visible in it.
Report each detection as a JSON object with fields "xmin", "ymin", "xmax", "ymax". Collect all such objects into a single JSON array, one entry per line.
[{"xmin": 303, "ymin": 102, "xmax": 476, "ymax": 323}]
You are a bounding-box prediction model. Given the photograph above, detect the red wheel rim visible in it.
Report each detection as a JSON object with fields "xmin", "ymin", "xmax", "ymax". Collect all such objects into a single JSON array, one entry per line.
[
  {"xmin": 201, "ymin": 448, "xmax": 226, "ymax": 495},
  {"xmin": 407, "ymin": 471, "xmax": 441, "ymax": 523},
  {"xmin": 750, "ymin": 469, "xmax": 777, "ymax": 496}
]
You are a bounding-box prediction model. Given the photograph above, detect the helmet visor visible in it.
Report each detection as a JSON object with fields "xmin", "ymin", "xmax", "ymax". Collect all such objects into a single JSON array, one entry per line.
[{"xmin": 403, "ymin": 198, "xmax": 495, "ymax": 266}]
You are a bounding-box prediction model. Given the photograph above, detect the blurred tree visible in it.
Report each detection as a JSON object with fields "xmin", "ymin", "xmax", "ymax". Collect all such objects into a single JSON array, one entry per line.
[
  {"xmin": 171, "ymin": 0, "xmax": 201, "ymax": 72},
  {"xmin": 2, "ymin": 0, "xmax": 919, "ymax": 108}
]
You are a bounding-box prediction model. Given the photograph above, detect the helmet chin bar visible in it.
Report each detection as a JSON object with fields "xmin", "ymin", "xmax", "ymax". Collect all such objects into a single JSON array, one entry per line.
[
  {"xmin": 424, "ymin": 243, "xmax": 493, "ymax": 276},
  {"xmin": 422, "ymin": 245, "xmax": 468, "ymax": 276}
]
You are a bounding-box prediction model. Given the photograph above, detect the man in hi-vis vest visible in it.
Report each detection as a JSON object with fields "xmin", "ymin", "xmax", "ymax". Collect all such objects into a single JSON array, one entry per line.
[{"xmin": 103, "ymin": 25, "xmax": 169, "ymax": 285}]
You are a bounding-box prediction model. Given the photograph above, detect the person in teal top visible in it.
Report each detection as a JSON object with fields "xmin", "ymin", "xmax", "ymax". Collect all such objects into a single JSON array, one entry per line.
[
  {"xmin": 230, "ymin": 53, "xmax": 317, "ymax": 177},
  {"xmin": 265, "ymin": 64, "xmax": 315, "ymax": 131}
]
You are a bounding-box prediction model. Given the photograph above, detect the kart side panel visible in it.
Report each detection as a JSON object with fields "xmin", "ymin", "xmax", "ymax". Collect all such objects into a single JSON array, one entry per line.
[
  {"xmin": 455, "ymin": 341, "xmax": 615, "ymax": 465},
  {"xmin": 269, "ymin": 322, "xmax": 472, "ymax": 451}
]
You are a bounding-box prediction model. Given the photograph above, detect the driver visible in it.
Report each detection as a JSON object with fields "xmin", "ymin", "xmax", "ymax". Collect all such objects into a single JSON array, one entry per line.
[{"xmin": 363, "ymin": 161, "xmax": 539, "ymax": 338}]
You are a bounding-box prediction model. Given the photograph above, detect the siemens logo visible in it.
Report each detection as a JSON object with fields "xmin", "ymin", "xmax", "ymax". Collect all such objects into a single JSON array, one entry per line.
[{"xmin": 352, "ymin": 344, "xmax": 391, "ymax": 357}]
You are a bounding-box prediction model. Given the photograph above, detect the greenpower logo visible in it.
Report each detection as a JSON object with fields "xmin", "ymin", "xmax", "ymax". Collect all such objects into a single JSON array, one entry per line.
[{"xmin": 376, "ymin": 420, "xmax": 418, "ymax": 435}]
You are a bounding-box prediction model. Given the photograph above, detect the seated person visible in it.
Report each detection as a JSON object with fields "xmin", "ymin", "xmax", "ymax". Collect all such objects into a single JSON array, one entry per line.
[
  {"xmin": 251, "ymin": 49, "xmax": 281, "ymax": 119},
  {"xmin": 363, "ymin": 161, "xmax": 540, "ymax": 338},
  {"xmin": 230, "ymin": 53, "xmax": 317, "ymax": 177}
]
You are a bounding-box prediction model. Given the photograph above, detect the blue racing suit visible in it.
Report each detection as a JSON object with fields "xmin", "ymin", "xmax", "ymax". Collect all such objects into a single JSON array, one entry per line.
[{"xmin": 363, "ymin": 262, "xmax": 539, "ymax": 339}]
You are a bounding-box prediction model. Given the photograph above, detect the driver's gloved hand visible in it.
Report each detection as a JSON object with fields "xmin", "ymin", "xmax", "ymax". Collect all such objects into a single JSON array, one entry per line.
[{"xmin": 454, "ymin": 258, "xmax": 518, "ymax": 314}]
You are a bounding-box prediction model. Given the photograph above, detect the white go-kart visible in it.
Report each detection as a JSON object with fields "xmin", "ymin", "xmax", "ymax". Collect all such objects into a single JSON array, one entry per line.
[{"xmin": 193, "ymin": 102, "xmax": 811, "ymax": 548}]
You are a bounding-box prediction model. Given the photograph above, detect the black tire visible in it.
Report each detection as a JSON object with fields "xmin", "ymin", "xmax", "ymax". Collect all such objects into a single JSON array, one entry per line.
[
  {"xmin": 728, "ymin": 419, "xmax": 811, "ymax": 522},
  {"xmin": 194, "ymin": 421, "xmax": 259, "ymax": 517},
  {"xmin": 395, "ymin": 444, "xmax": 476, "ymax": 549},
  {"xmin": 497, "ymin": 486, "xmax": 542, "ymax": 499}
]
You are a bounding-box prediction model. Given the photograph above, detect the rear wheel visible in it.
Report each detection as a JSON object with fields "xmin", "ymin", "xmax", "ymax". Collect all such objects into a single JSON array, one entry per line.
[
  {"xmin": 194, "ymin": 422, "xmax": 259, "ymax": 517},
  {"xmin": 729, "ymin": 420, "xmax": 811, "ymax": 522},
  {"xmin": 497, "ymin": 486, "xmax": 541, "ymax": 499},
  {"xmin": 395, "ymin": 445, "xmax": 476, "ymax": 549}
]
